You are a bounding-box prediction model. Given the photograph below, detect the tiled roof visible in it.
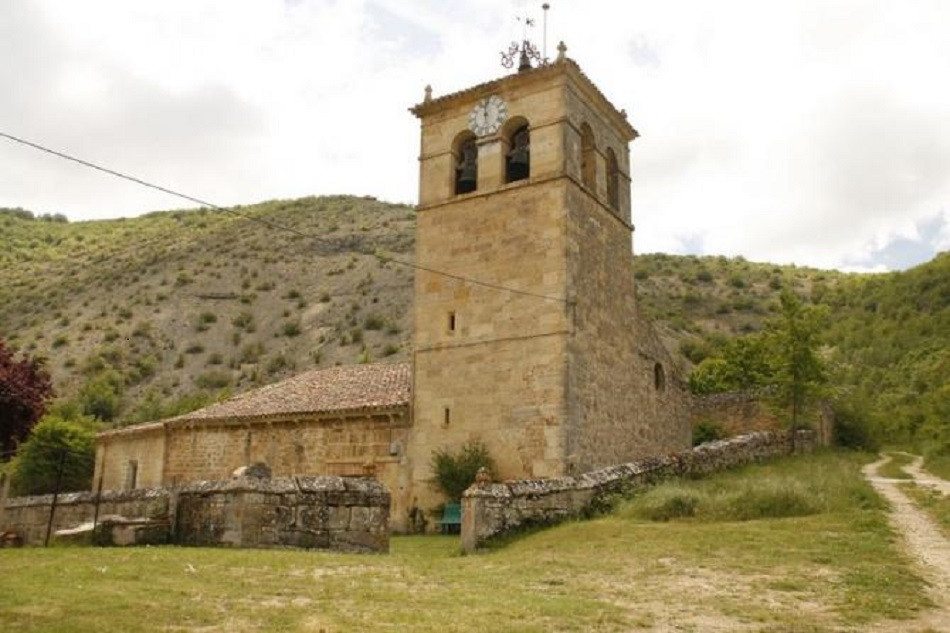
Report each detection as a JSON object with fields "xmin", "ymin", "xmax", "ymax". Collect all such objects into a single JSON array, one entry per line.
[{"xmin": 100, "ymin": 362, "xmax": 410, "ymax": 437}]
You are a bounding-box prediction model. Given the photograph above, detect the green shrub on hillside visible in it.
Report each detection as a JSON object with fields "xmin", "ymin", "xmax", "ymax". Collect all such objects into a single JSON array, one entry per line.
[
  {"xmin": 77, "ymin": 369, "xmax": 124, "ymax": 422},
  {"xmin": 195, "ymin": 370, "xmax": 231, "ymax": 390},
  {"xmin": 282, "ymin": 321, "xmax": 301, "ymax": 337}
]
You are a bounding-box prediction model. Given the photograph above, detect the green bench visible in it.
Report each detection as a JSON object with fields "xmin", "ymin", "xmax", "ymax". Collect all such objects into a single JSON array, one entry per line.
[{"xmin": 438, "ymin": 503, "xmax": 462, "ymax": 534}]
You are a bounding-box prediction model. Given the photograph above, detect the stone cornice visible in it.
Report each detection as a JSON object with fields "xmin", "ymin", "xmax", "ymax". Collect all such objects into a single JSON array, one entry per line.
[{"xmin": 410, "ymin": 58, "xmax": 637, "ymax": 141}]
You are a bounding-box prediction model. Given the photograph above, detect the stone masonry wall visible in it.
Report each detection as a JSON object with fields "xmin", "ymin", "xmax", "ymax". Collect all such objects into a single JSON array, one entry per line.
[
  {"xmin": 565, "ymin": 181, "xmax": 691, "ymax": 472},
  {"xmin": 96, "ymin": 411, "xmax": 411, "ymax": 532},
  {"xmin": 461, "ymin": 430, "xmax": 814, "ymax": 553},
  {"xmin": 2, "ymin": 476, "xmax": 389, "ymax": 552},
  {"xmin": 1, "ymin": 487, "xmax": 170, "ymax": 546},
  {"xmin": 175, "ymin": 476, "xmax": 389, "ymax": 553},
  {"xmin": 690, "ymin": 392, "xmax": 782, "ymax": 437}
]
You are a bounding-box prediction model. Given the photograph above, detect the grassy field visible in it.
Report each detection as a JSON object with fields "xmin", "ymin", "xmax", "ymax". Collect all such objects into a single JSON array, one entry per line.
[
  {"xmin": 0, "ymin": 451, "xmax": 932, "ymax": 632},
  {"xmin": 923, "ymin": 453, "xmax": 950, "ymax": 481},
  {"xmin": 877, "ymin": 452, "xmax": 914, "ymax": 479}
]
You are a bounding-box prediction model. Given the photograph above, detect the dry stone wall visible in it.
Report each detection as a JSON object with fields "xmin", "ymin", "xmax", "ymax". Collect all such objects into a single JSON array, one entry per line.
[
  {"xmin": 1, "ymin": 487, "xmax": 169, "ymax": 546},
  {"xmin": 176, "ymin": 476, "xmax": 389, "ymax": 553},
  {"xmin": 1, "ymin": 476, "xmax": 389, "ymax": 552},
  {"xmin": 461, "ymin": 430, "xmax": 814, "ymax": 552},
  {"xmin": 690, "ymin": 391, "xmax": 781, "ymax": 436}
]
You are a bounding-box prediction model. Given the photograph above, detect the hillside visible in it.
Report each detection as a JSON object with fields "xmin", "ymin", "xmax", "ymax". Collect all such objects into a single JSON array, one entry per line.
[
  {"xmin": 1, "ymin": 197, "xmax": 946, "ymax": 445},
  {"xmin": 0, "ymin": 197, "xmax": 416, "ymax": 424},
  {"xmin": 633, "ymin": 251, "xmax": 949, "ymax": 445}
]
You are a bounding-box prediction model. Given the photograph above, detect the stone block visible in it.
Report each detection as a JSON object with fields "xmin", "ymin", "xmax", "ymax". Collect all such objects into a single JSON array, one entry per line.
[{"xmin": 327, "ymin": 506, "xmax": 350, "ymax": 531}]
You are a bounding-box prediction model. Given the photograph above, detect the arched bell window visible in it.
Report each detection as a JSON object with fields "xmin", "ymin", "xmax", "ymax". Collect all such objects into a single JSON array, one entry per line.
[
  {"xmin": 580, "ymin": 123, "xmax": 596, "ymax": 190},
  {"xmin": 605, "ymin": 147, "xmax": 619, "ymax": 210},
  {"xmin": 454, "ymin": 133, "xmax": 478, "ymax": 195},
  {"xmin": 505, "ymin": 124, "xmax": 530, "ymax": 183}
]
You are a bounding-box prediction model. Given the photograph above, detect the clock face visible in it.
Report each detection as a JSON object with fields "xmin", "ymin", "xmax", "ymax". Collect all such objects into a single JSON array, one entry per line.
[{"xmin": 468, "ymin": 95, "xmax": 508, "ymax": 136}]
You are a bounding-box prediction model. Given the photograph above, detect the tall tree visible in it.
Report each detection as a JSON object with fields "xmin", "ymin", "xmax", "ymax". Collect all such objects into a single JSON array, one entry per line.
[
  {"xmin": 9, "ymin": 415, "xmax": 97, "ymax": 496},
  {"xmin": 765, "ymin": 290, "xmax": 828, "ymax": 433},
  {"xmin": 0, "ymin": 338, "xmax": 54, "ymax": 458}
]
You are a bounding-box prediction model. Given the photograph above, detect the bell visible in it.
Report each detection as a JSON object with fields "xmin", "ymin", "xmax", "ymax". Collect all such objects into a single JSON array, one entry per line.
[
  {"xmin": 506, "ymin": 147, "xmax": 530, "ymax": 182},
  {"xmin": 456, "ymin": 162, "xmax": 477, "ymax": 194}
]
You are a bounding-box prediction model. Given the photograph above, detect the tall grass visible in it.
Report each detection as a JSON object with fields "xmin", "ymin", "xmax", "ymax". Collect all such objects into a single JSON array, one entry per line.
[
  {"xmin": 618, "ymin": 451, "xmax": 883, "ymax": 523},
  {"xmin": 876, "ymin": 452, "xmax": 913, "ymax": 479}
]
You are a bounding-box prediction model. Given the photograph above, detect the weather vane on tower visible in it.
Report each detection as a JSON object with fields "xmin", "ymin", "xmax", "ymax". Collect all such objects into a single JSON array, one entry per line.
[{"xmin": 500, "ymin": 3, "xmax": 551, "ymax": 71}]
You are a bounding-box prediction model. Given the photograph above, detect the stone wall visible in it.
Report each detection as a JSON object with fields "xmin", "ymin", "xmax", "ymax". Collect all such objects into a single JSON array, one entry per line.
[
  {"xmin": 690, "ymin": 392, "xmax": 781, "ymax": 437},
  {"xmin": 1, "ymin": 487, "xmax": 169, "ymax": 546},
  {"xmin": 1, "ymin": 476, "xmax": 389, "ymax": 552},
  {"xmin": 565, "ymin": 176, "xmax": 691, "ymax": 472},
  {"xmin": 690, "ymin": 392, "xmax": 835, "ymax": 446},
  {"xmin": 461, "ymin": 430, "xmax": 814, "ymax": 553},
  {"xmin": 176, "ymin": 476, "xmax": 389, "ymax": 553},
  {"xmin": 95, "ymin": 410, "xmax": 411, "ymax": 532}
]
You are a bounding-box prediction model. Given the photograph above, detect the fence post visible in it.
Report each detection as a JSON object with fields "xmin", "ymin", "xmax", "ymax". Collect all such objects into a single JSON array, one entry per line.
[
  {"xmin": 91, "ymin": 474, "xmax": 104, "ymax": 544},
  {"xmin": 0, "ymin": 472, "xmax": 9, "ymax": 530},
  {"xmin": 44, "ymin": 450, "xmax": 67, "ymax": 547}
]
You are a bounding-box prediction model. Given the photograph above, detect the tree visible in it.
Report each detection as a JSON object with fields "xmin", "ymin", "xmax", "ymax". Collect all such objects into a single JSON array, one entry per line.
[
  {"xmin": 764, "ymin": 290, "xmax": 828, "ymax": 434},
  {"xmin": 0, "ymin": 338, "xmax": 54, "ymax": 458},
  {"xmin": 687, "ymin": 290, "xmax": 828, "ymax": 441},
  {"xmin": 8, "ymin": 415, "xmax": 98, "ymax": 496},
  {"xmin": 77, "ymin": 369, "xmax": 124, "ymax": 422},
  {"xmin": 430, "ymin": 441, "xmax": 497, "ymax": 502},
  {"xmin": 688, "ymin": 335, "xmax": 771, "ymax": 395}
]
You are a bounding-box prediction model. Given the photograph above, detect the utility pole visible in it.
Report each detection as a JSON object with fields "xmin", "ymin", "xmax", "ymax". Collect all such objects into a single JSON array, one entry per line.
[{"xmin": 44, "ymin": 449, "xmax": 67, "ymax": 547}]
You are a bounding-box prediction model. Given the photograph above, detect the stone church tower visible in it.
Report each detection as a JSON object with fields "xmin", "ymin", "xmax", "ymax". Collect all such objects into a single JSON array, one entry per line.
[{"xmin": 408, "ymin": 48, "xmax": 690, "ymax": 512}]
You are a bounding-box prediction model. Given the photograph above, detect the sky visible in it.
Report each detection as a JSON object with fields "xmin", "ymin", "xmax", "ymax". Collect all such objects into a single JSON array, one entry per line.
[{"xmin": 1, "ymin": 0, "xmax": 948, "ymax": 272}]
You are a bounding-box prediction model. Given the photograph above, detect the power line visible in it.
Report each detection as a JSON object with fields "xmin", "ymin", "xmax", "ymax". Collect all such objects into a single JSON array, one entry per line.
[{"xmin": 1, "ymin": 131, "xmax": 570, "ymax": 305}]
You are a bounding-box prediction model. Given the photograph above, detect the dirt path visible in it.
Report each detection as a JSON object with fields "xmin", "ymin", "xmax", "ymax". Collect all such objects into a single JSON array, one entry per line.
[{"xmin": 864, "ymin": 453, "xmax": 950, "ymax": 632}]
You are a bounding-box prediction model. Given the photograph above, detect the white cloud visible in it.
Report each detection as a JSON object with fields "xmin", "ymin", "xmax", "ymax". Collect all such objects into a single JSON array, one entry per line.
[{"xmin": 1, "ymin": 0, "xmax": 948, "ymax": 271}]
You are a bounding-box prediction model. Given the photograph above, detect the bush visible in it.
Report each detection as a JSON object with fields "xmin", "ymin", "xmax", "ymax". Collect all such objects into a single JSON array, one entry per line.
[
  {"xmin": 282, "ymin": 321, "xmax": 301, "ymax": 337},
  {"xmin": 9, "ymin": 415, "xmax": 97, "ymax": 496},
  {"xmin": 725, "ymin": 483, "xmax": 818, "ymax": 520},
  {"xmin": 78, "ymin": 370, "xmax": 123, "ymax": 421},
  {"xmin": 832, "ymin": 400, "xmax": 879, "ymax": 451},
  {"xmin": 626, "ymin": 486, "xmax": 701, "ymax": 521},
  {"xmin": 239, "ymin": 342, "xmax": 265, "ymax": 364},
  {"xmin": 430, "ymin": 441, "xmax": 497, "ymax": 502},
  {"xmin": 194, "ymin": 370, "xmax": 231, "ymax": 390},
  {"xmin": 679, "ymin": 338, "xmax": 712, "ymax": 364},
  {"xmin": 364, "ymin": 315, "xmax": 384, "ymax": 330},
  {"xmin": 692, "ymin": 420, "xmax": 725, "ymax": 446},
  {"xmin": 196, "ymin": 312, "xmax": 217, "ymax": 331},
  {"xmin": 266, "ymin": 353, "xmax": 290, "ymax": 375}
]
